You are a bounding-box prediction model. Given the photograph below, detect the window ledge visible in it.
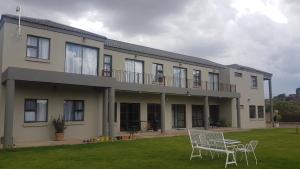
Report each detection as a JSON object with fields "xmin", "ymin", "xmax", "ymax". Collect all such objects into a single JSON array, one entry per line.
[
  {"xmin": 25, "ymin": 57, "xmax": 50, "ymax": 63},
  {"xmin": 65, "ymin": 121, "xmax": 85, "ymax": 126},
  {"xmin": 258, "ymin": 118, "xmax": 265, "ymax": 121},
  {"xmin": 249, "ymin": 118, "xmax": 257, "ymax": 121},
  {"xmin": 23, "ymin": 122, "xmax": 49, "ymax": 127},
  {"xmin": 251, "ymin": 87, "xmax": 258, "ymax": 90}
]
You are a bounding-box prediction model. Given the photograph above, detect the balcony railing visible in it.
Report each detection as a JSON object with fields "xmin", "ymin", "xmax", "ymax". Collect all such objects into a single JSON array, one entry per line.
[{"xmin": 102, "ymin": 69, "xmax": 236, "ymax": 93}]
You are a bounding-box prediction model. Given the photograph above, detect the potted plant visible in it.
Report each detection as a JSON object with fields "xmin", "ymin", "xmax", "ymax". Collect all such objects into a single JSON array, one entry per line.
[{"xmin": 53, "ymin": 116, "xmax": 66, "ymax": 141}]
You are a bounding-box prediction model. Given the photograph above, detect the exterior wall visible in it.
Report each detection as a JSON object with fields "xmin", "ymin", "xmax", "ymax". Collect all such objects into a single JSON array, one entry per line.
[
  {"xmin": 229, "ymin": 69, "xmax": 266, "ymax": 128},
  {"xmin": 104, "ymin": 49, "xmax": 220, "ymax": 83},
  {"xmin": 13, "ymin": 84, "xmax": 103, "ymax": 144},
  {"xmin": 1, "ymin": 22, "xmax": 105, "ymax": 73}
]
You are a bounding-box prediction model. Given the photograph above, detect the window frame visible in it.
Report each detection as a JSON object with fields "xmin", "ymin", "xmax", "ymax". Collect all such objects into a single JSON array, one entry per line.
[
  {"xmin": 249, "ymin": 105, "xmax": 257, "ymax": 119},
  {"xmin": 234, "ymin": 72, "xmax": 243, "ymax": 78},
  {"xmin": 208, "ymin": 72, "xmax": 219, "ymax": 91},
  {"xmin": 64, "ymin": 42, "xmax": 99, "ymax": 76},
  {"xmin": 251, "ymin": 76, "xmax": 258, "ymax": 89},
  {"xmin": 24, "ymin": 99, "xmax": 48, "ymax": 123},
  {"xmin": 152, "ymin": 63, "xmax": 164, "ymax": 83},
  {"xmin": 26, "ymin": 35, "xmax": 50, "ymax": 60},
  {"xmin": 258, "ymin": 106, "xmax": 265, "ymax": 119},
  {"xmin": 173, "ymin": 66, "xmax": 187, "ymax": 88},
  {"xmin": 193, "ymin": 69, "xmax": 202, "ymax": 88},
  {"xmin": 64, "ymin": 100, "xmax": 85, "ymax": 122},
  {"xmin": 103, "ymin": 54, "xmax": 112, "ymax": 77},
  {"xmin": 124, "ymin": 58, "xmax": 145, "ymax": 84}
]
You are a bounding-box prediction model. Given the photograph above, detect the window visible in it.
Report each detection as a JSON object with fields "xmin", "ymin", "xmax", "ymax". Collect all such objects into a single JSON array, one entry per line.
[
  {"xmin": 26, "ymin": 35, "xmax": 50, "ymax": 60},
  {"xmin": 251, "ymin": 76, "xmax": 258, "ymax": 88},
  {"xmin": 103, "ymin": 55, "xmax": 112, "ymax": 77},
  {"xmin": 24, "ymin": 99, "xmax": 48, "ymax": 122},
  {"xmin": 114, "ymin": 102, "xmax": 117, "ymax": 122},
  {"xmin": 192, "ymin": 105, "xmax": 204, "ymax": 127},
  {"xmin": 64, "ymin": 100, "xmax": 84, "ymax": 121},
  {"xmin": 235, "ymin": 72, "xmax": 242, "ymax": 77},
  {"xmin": 173, "ymin": 67, "xmax": 187, "ymax": 88},
  {"xmin": 152, "ymin": 63, "xmax": 164, "ymax": 84},
  {"xmin": 125, "ymin": 59, "xmax": 144, "ymax": 84},
  {"xmin": 249, "ymin": 105, "xmax": 256, "ymax": 119},
  {"xmin": 65, "ymin": 43, "xmax": 98, "ymax": 76},
  {"xmin": 193, "ymin": 70, "xmax": 201, "ymax": 88},
  {"xmin": 258, "ymin": 106, "xmax": 264, "ymax": 118},
  {"xmin": 209, "ymin": 73, "xmax": 219, "ymax": 91},
  {"xmin": 172, "ymin": 104, "xmax": 186, "ymax": 128}
]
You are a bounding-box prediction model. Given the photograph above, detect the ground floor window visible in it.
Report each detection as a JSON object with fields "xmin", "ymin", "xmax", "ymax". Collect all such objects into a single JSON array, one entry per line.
[
  {"xmin": 120, "ymin": 103, "xmax": 140, "ymax": 131},
  {"xmin": 209, "ymin": 105, "xmax": 220, "ymax": 126},
  {"xmin": 192, "ymin": 105, "xmax": 204, "ymax": 127},
  {"xmin": 172, "ymin": 104, "xmax": 186, "ymax": 128},
  {"xmin": 24, "ymin": 99, "xmax": 48, "ymax": 122},
  {"xmin": 249, "ymin": 105, "xmax": 256, "ymax": 119},
  {"xmin": 258, "ymin": 106, "xmax": 264, "ymax": 118},
  {"xmin": 147, "ymin": 104, "xmax": 161, "ymax": 130},
  {"xmin": 64, "ymin": 100, "xmax": 84, "ymax": 121}
]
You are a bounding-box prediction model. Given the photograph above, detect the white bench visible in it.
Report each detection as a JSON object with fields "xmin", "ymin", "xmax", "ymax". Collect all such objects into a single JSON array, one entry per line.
[{"xmin": 188, "ymin": 129, "xmax": 237, "ymax": 168}]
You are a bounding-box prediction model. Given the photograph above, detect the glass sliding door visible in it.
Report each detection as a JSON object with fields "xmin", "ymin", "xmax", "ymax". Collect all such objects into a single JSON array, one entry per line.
[
  {"xmin": 172, "ymin": 104, "xmax": 186, "ymax": 128},
  {"xmin": 120, "ymin": 103, "xmax": 141, "ymax": 131},
  {"xmin": 192, "ymin": 105, "xmax": 204, "ymax": 127},
  {"xmin": 125, "ymin": 59, "xmax": 144, "ymax": 84},
  {"xmin": 147, "ymin": 104, "xmax": 161, "ymax": 130},
  {"xmin": 173, "ymin": 67, "xmax": 187, "ymax": 88},
  {"xmin": 209, "ymin": 73, "xmax": 219, "ymax": 91}
]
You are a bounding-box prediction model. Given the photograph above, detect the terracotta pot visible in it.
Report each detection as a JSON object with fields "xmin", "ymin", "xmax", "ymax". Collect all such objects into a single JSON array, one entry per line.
[{"xmin": 55, "ymin": 133, "xmax": 64, "ymax": 141}]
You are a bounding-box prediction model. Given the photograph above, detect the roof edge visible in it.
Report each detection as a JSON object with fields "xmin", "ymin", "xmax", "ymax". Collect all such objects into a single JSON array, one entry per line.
[{"xmin": 227, "ymin": 64, "xmax": 272, "ymax": 80}]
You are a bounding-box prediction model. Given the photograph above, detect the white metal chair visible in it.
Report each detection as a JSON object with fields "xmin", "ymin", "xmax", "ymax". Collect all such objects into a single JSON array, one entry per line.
[
  {"xmin": 234, "ymin": 140, "xmax": 258, "ymax": 166},
  {"xmin": 188, "ymin": 129, "xmax": 237, "ymax": 168}
]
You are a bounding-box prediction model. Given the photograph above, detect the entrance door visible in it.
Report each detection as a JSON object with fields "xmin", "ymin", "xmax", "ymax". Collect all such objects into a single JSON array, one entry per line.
[
  {"xmin": 120, "ymin": 103, "xmax": 140, "ymax": 131},
  {"xmin": 209, "ymin": 105, "xmax": 219, "ymax": 126},
  {"xmin": 192, "ymin": 105, "xmax": 204, "ymax": 127},
  {"xmin": 147, "ymin": 104, "xmax": 161, "ymax": 131},
  {"xmin": 172, "ymin": 104, "xmax": 186, "ymax": 128}
]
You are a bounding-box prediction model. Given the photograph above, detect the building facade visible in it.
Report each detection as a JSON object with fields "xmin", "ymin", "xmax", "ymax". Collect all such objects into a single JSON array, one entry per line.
[{"xmin": 0, "ymin": 15, "xmax": 273, "ymax": 148}]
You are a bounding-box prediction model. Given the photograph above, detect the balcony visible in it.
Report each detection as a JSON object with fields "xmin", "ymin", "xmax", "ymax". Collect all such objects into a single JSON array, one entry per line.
[{"xmin": 102, "ymin": 70, "xmax": 236, "ymax": 93}]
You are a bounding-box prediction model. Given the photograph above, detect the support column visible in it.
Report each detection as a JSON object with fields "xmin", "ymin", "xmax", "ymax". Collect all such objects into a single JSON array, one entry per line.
[
  {"xmin": 102, "ymin": 88, "xmax": 109, "ymax": 136},
  {"xmin": 108, "ymin": 87, "xmax": 115, "ymax": 139},
  {"xmin": 269, "ymin": 79, "xmax": 274, "ymax": 125},
  {"xmin": 160, "ymin": 93, "xmax": 166, "ymax": 133},
  {"xmin": 204, "ymin": 96, "xmax": 209, "ymax": 130},
  {"xmin": 236, "ymin": 98, "xmax": 241, "ymax": 128},
  {"xmin": 4, "ymin": 79, "xmax": 15, "ymax": 148}
]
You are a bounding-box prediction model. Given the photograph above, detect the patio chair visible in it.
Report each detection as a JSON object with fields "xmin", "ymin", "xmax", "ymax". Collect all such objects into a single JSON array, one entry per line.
[{"xmin": 234, "ymin": 140, "xmax": 258, "ymax": 166}]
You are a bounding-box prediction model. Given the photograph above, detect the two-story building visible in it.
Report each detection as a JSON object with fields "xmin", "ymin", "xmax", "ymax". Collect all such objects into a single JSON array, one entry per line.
[{"xmin": 0, "ymin": 14, "xmax": 273, "ymax": 148}]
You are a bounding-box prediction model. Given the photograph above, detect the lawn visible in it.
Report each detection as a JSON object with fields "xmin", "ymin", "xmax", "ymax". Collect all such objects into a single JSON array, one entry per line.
[{"xmin": 0, "ymin": 128, "xmax": 300, "ymax": 169}]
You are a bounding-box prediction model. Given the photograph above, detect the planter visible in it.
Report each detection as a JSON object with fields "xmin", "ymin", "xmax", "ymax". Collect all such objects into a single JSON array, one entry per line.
[{"xmin": 55, "ymin": 132, "xmax": 64, "ymax": 141}]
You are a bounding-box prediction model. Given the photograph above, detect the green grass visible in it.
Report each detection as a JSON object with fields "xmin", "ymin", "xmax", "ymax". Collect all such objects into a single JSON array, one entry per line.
[{"xmin": 1, "ymin": 128, "xmax": 300, "ymax": 169}]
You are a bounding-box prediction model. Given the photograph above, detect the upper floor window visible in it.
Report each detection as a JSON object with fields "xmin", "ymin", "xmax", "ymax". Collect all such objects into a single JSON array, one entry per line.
[
  {"xmin": 65, "ymin": 43, "xmax": 98, "ymax": 76},
  {"xmin": 173, "ymin": 67, "xmax": 187, "ymax": 88},
  {"xmin": 258, "ymin": 106, "xmax": 264, "ymax": 118},
  {"xmin": 249, "ymin": 105, "xmax": 256, "ymax": 119},
  {"xmin": 152, "ymin": 63, "xmax": 164, "ymax": 84},
  {"xmin": 103, "ymin": 55, "xmax": 112, "ymax": 77},
  {"xmin": 251, "ymin": 76, "xmax": 258, "ymax": 88},
  {"xmin": 64, "ymin": 100, "xmax": 84, "ymax": 121},
  {"xmin": 26, "ymin": 35, "xmax": 50, "ymax": 60},
  {"xmin": 209, "ymin": 73, "xmax": 219, "ymax": 91},
  {"xmin": 234, "ymin": 72, "xmax": 242, "ymax": 77},
  {"xmin": 125, "ymin": 59, "xmax": 144, "ymax": 84},
  {"xmin": 193, "ymin": 70, "xmax": 201, "ymax": 88},
  {"xmin": 24, "ymin": 99, "xmax": 48, "ymax": 123}
]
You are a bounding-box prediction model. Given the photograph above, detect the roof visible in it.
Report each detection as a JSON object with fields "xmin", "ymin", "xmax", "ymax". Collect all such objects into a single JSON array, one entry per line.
[
  {"xmin": 0, "ymin": 14, "xmax": 107, "ymax": 42},
  {"xmin": 104, "ymin": 39, "xmax": 226, "ymax": 69},
  {"xmin": 227, "ymin": 64, "xmax": 272, "ymax": 80}
]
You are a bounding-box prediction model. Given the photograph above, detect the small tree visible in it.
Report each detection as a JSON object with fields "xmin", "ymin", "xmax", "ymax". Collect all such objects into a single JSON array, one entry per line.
[{"xmin": 53, "ymin": 115, "xmax": 66, "ymax": 133}]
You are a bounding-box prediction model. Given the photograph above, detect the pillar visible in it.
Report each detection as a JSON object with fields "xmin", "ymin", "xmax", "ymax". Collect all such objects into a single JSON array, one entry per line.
[
  {"xmin": 236, "ymin": 98, "xmax": 241, "ymax": 128},
  {"xmin": 160, "ymin": 93, "xmax": 166, "ymax": 133},
  {"xmin": 204, "ymin": 96, "xmax": 209, "ymax": 130},
  {"xmin": 108, "ymin": 87, "xmax": 115, "ymax": 139},
  {"xmin": 102, "ymin": 88, "xmax": 109, "ymax": 136},
  {"xmin": 3, "ymin": 79, "xmax": 15, "ymax": 148}
]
